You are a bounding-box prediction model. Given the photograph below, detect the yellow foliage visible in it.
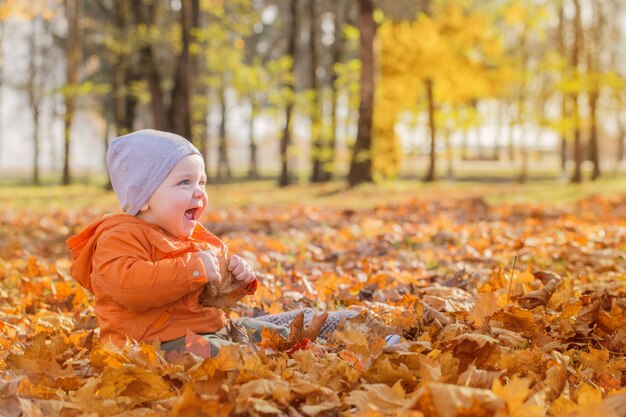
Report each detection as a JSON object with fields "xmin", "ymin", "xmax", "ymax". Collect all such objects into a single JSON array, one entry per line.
[{"xmin": 374, "ymin": 4, "xmax": 507, "ymax": 178}]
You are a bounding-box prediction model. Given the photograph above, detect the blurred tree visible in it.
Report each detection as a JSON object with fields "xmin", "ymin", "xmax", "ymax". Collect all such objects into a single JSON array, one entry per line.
[
  {"xmin": 374, "ymin": 0, "xmax": 505, "ymax": 181},
  {"xmin": 129, "ymin": 0, "xmax": 199, "ymax": 140},
  {"xmin": 111, "ymin": 0, "xmax": 136, "ymax": 136},
  {"xmin": 557, "ymin": 1, "xmax": 568, "ymax": 177},
  {"xmin": 22, "ymin": 1, "xmax": 58, "ymax": 185},
  {"xmin": 327, "ymin": 0, "xmax": 350, "ymax": 180},
  {"xmin": 347, "ymin": 0, "xmax": 375, "ymax": 187},
  {"xmin": 62, "ymin": 0, "xmax": 80, "ymax": 185},
  {"xmin": 216, "ymin": 72, "xmax": 231, "ymax": 179},
  {"xmin": 197, "ymin": 0, "xmax": 258, "ymax": 180},
  {"xmin": 232, "ymin": 60, "xmax": 260, "ymax": 179},
  {"xmin": 586, "ymin": 0, "xmax": 600, "ymax": 181},
  {"xmin": 422, "ymin": 0, "xmax": 435, "ymax": 182},
  {"xmin": 495, "ymin": 0, "xmax": 553, "ymax": 183},
  {"xmin": 308, "ymin": 0, "xmax": 321, "ymax": 182},
  {"xmin": 279, "ymin": 0, "xmax": 299, "ymax": 187},
  {"xmin": 569, "ymin": 0, "xmax": 583, "ymax": 184}
]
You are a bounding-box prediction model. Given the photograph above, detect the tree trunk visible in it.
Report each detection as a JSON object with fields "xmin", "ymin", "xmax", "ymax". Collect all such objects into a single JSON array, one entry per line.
[
  {"xmin": 279, "ymin": 0, "xmax": 299, "ymax": 187},
  {"xmin": 309, "ymin": 0, "xmax": 324, "ymax": 183},
  {"xmin": 494, "ymin": 102, "xmax": 504, "ymax": 160},
  {"xmin": 570, "ymin": 0, "xmax": 583, "ymax": 183},
  {"xmin": 63, "ymin": 0, "xmax": 80, "ymax": 185},
  {"xmin": 348, "ymin": 0, "xmax": 376, "ymax": 187},
  {"xmin": 517, "ymin": 29, "xmax": 528, "ymax": 183},
  {"xmin": 507, "ymin": 109, "xmax": 515, "ymax": 162},
  {"xmin": 587, "ymin": 0, "xmax": 602, "ymax": 181},
  {"xmin": 445, "ymin": 128, "xmax": 453, "ymax": 179},
  {"xmin": 618, "ymin": 120, "xmax": 625, "ymax": 165},
  {"xmin": 423, "ymin": 78, "xmax": 437, "ymax": 182},
  {"xmin": 462, "ymin": 127, "xmax": 469, "ymax": 160},
  {"xmin": 588, "ymin": 91, "xmax": 600, "ymax": 181},
  {"xmin": 558, "ymin": 2, "xmax": 568, "ymax": 177},
  {"xmin": 31, "ymin": 107, "xmax": 40, "ymax": 186},
  {"xmin": 327, "ymin": 0, "xmax": 346, "ymax": 181},
  {"xmin": 112, "ymin": 1, "xmax": 136, "ymax": 136},
  {"xmin": 518, "ymin": 139, "xmax": 528, "ymax": 183},
  {"xmin": 104, "ymin": 118, "xmax": 112, "ymax": 189},
  {"xmin": 169, "ymin": 0, "xmax": 194, "ymax": 140},
  {"xmin": 189, "ymin": 0, "xmax": 205, "ymax": 150},
  {"xmin": 217, "ymin": 80, "xmax": 231, "ymax": 180},
  {"xmin": 130, "ymin": 1, "xmax": 168, "ymax": 131},
  {"xmin": 248, "ymin": 97, "xmax": 259, "ymax": 179},
  {"xmin": 560, "ymin": 103, "xmax": 568, "ymax": 176},
  {"xmin": 201, "ymin": 90, "xmax": 211, "ymax": 180},
  {"xmin": 27, "ymin": 19, "xmax": 42, "ymax": 186}
]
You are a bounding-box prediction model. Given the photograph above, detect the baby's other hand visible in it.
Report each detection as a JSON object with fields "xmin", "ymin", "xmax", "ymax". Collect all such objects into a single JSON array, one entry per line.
[
  {"xmin": 228, "ymin": 255, "xmax": 256, "ymax": 286},
  {"xmin": 199, "ymin": 250, "xmax": 222, "ymax": 284}
]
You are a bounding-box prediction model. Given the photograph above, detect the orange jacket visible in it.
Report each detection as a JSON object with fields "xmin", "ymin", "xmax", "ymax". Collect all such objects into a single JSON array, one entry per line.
[{"xmin": 66, "ymin": 214, "xmax": 257, "ymax": 347}]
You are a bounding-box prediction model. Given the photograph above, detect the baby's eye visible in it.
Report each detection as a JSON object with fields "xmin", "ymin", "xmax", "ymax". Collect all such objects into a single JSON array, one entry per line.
[
  {"xmin": 179, "ymin": 179, "xmax": 190, "ymax": 185},
  {"xmin": 199, "ymin": 180, "xmax": 206, "ymax": 186}
]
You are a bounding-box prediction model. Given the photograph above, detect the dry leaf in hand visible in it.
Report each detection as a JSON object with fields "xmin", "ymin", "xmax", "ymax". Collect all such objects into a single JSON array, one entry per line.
[{"xmin": 199, "ymin": 245, "xmax": 241, "ymax": 310}]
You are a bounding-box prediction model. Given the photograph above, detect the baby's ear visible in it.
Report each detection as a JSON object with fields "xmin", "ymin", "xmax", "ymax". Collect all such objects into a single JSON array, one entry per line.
[{"xmin": 139, "ymin": 203, "xmax": 150, "ymax": 213}]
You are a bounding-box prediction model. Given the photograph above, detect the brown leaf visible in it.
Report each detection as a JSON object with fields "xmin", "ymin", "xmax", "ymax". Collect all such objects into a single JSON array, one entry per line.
[
  {"xmin": 199, "ymin": 245, "xmax": 241, "ymax": 310},
  {"xmin": 542, "ymin": 351, "xmax": 567, "ymax": 402},
  {"xmin": 345, "ymin": 381, "xmax": 417, "ymax": 414},
  {"xmin": 491, "ymin": 307, "xmax": 538, "ymax": 338},
  {"xmin": 363, "ymin": 355, "xmax": 417, "ymax": 386},
  {"xmin": 597, "ymin": 307, "xmax": 626, "ymax": 334},
  {"xmin": 290, "ymin": 379, "xmax": 340, "ymax": 417},
  {"xmin": 185, "ymin": 329, "xmax": 213, "ymax": 359},
  {"xmin": 492, "ymin": 377, "xmax": 544, "ymax": 417},
  {"xmin": 414, "ymin": 382, "xmax": 505, "ymax": 417},
  {"xmin": 303, "ymin": 312, "xmax": 328, "ymax": 341},
  {"xmin": 94, "ymin": 365, "xmax": 174, "ymax": 405},
  {"xmin": 468, "ymin": 292, "xmax": 498, "ymax": 327},
  {"xmin": 597, "ymin": 392, "xmax": 626, "ymax": 417},
  {"xmin": 605, "ymin": 328, "xmax": 626, "ymax": 353},
  {"xmin": 287, "ymin": 311, "xmax": 305, "ymax": 344},
  {"xmin": 518, "ymin": 273, "xmax": 563, "ymax": 310},
  {"xmin": 452, "ymin": 333, "xmax": 501, "ymax": 372},
  {"xmin": 170, "ymin": 385, "xmax": 235, "ymax": 417},
  {"xmin": 227, "ymin": 320, "xmax": 252, "ymax": 347},
  {"xmin": 0, "ymin": 378, "xmax": 22, "ymax": 417},
  {"xmin": 457, "ymin": 364, "xmax": 503, "ymax": 389},
  {"xmin": 574, "ymin": 298, "xmax": 602, "ymax": 337}
]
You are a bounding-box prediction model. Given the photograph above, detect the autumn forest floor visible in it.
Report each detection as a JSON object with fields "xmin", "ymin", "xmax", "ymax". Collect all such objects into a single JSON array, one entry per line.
[{"xmin": 1, "ymin": 178, "xmax": 626, "ymax": 416}]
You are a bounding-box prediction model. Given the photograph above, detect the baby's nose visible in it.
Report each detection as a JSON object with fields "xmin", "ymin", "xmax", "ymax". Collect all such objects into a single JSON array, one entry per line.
[{"xmin": 193, "ymin": 187, "xmax": 205, "ymax": 199}]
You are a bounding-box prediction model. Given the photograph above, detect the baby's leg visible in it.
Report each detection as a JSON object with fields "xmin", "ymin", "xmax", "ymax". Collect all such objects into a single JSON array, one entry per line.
[
  {"xmin": 235, "ymin": 317, "xmax": 289, "ymax": 343},
  {"xmin": 252, "ymin": 308, "xmax": 360, "ymax": 337},
  {"xmin": 159, "ymin": 326, "xmax": 236, "ymax": 357}
]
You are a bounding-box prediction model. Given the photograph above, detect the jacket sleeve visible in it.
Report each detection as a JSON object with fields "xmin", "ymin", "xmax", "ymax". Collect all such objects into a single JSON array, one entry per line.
[
  {"xmin": 216, "ymin": 278, "xmax": 258, "ymax": 307},
  {"xmin": 92, "ymin": 230, "xmax": 207, "ymax": 312}
]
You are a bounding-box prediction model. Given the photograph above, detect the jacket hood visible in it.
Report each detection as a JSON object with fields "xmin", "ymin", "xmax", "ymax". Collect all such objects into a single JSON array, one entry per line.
[{"xmin": 67, "ymin": 214, "xmax": 144, "ymax": 292}]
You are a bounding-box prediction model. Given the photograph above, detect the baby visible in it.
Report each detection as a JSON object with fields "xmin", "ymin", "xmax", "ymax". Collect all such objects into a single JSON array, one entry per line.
[{"xmin": 67, "ymin": 129, "xmax": 265, "ymax": 352}]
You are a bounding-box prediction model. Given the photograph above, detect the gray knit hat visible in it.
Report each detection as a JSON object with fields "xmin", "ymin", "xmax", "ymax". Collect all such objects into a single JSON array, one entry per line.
[{"xmin": 107, "ymin": 129, "xmax": 202, "ymax": 216}]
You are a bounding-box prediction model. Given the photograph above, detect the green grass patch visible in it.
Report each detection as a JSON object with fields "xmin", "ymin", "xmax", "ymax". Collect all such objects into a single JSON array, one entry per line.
[{"xmin": 1, "ymin": 176, "xmax": 625, "ymax": 212}]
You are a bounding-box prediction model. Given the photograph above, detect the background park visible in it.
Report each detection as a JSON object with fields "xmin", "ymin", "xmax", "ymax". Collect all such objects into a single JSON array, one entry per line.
[{"xmin": 1, "ymin": 0, "xmax": 626, "ymax": 416}]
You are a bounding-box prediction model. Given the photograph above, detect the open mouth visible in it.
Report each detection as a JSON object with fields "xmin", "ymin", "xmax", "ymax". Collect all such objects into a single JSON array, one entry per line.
[{"xmin": 184, "ymin": 208, "xmax": 199, "ymax": 222}]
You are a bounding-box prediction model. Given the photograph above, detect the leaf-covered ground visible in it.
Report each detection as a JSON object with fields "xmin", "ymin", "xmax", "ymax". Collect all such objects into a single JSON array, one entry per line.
[{"xmin": 1, "ymin": 189, "xmax": 626, "ymax": 416}]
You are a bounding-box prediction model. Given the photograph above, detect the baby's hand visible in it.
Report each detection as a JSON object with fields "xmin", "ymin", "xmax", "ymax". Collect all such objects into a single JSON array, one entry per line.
[
  {"xmin": 228, "ymin": 255, "xmax": 256, "ymax": 286},
  {"xmin": 199, "ymin": 250, "xmax": 222, "ymax": 284}
]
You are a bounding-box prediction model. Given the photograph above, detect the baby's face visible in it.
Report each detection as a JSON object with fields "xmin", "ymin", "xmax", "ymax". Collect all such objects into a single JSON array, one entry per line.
[{"xmin": 137, "ymin": 154, "xmax": 208, "ymax": 238}]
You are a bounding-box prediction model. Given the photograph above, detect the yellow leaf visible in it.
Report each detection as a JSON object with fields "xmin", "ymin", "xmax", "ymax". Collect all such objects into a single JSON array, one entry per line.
[{"xmin": 468, "ymin": 292, "xmax": 498, "ymax": 326}]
